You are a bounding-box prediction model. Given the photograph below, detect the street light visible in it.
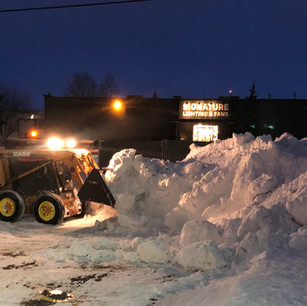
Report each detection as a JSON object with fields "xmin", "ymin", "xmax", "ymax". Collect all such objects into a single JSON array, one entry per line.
[
  {"xmin": 112, "ymin": 100, "xmax": 123, "ymax": 112},
  {"xmin": 29, "ymin": 129, "xmax": 39, "ymax": 138}
]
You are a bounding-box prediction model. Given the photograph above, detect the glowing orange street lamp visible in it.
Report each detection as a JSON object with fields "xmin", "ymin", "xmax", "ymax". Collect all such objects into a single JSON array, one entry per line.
[
  {"xmin": 29, "ymin": 129, "xmax": 39, "ymax": 138},
  {"xmin": 112, "ymin": 100, "xmax": 123, "ymax": 112}
]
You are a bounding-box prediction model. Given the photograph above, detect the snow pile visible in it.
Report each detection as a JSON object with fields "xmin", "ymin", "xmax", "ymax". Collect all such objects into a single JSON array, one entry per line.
[
  {"xmin": 106, "ymin": 133, "xmax": 307, "ymax": 231},
  {"xmin": 47, "ymin": 132, "xmax": 307, "ymax": 305},
  {"xmin": 78, "ymin": 132, "xmax": 306, "ymax": 273},
  {"xmin": 105, "ymin": 133, "xmax": 307, "ymax": 222}
]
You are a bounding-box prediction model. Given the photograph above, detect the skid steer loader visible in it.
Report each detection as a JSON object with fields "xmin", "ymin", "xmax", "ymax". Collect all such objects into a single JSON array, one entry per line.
[{"xmin": 0, "ymin": 149, "xmax": 115, "ymax": 225}]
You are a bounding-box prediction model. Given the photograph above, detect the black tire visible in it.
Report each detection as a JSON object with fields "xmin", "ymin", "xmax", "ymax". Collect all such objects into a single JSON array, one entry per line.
[
  {"xmin": 33, "ymin": 193, "xmax": 64, "ymax": 225},
  {"xmin": 0, "ymin": 191, "xmax": 25, "ymax": 222}
]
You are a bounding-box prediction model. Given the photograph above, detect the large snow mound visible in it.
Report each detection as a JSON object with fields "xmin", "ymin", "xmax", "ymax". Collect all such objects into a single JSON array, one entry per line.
[
  {"xmin": 105, "ymin": 132, "xmax": 307, "ymax": 229},
  {"xmin": 86, "ymin": 132, "xmax": 307, "ymax": 274}
]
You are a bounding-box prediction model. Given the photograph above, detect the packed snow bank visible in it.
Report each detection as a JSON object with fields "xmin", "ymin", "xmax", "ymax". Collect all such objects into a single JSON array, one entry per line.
[
  {"xmin": 105, "ymin": 132, "xmax": 307, "ymax": 230},
  {"xmin": 41, "ymin": 132, "xmax": 305, "ymax": 304},
  {"xmin": 72, "ymin": 133, "xmax": 303, "ymax": 275},
  {"xmin": 42, "ymin": 132, "xmax": 305, "ymax": 304}
]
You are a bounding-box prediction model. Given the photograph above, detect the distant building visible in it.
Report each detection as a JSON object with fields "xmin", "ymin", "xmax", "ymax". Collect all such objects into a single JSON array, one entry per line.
[
  {"xmin": 42, "ymin": 94, "xmax": 307, "ymax": 144},
  {"xmin": 1, "ymin": 109, "xmax": 44, "ymax": 148},
  {"xmin": 17, "ymin": 110, "xmax": 44, "ymax": 138},
  {"xmin": 179, "ymin": 97, "xmax": 307, "ymax": 142},
  {"xmin": 43, "ymin": 94, "xmax": 179, "ymax": 141},
  {"xmin": 178, "ymin": 96, "xmax": 237, "ymax": 142}
]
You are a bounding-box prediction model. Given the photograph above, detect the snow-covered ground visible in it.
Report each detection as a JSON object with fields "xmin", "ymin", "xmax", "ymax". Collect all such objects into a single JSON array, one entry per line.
[{"xmin": 1, "ymin": 132, "xmax": 307, "ymax": 305}]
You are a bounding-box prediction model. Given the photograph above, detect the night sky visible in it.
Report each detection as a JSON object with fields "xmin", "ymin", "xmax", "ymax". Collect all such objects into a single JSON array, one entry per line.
[{"xmin": 1, "ymin": 0, "xmax": 307, "ymax": 109}]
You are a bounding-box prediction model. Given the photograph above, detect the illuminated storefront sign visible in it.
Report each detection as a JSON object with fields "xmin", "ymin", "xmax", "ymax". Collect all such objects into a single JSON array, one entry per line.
[
  {"xmin": 180, "ymin": 100, "xmax": 229, "ymax": 119},
  {"xmin": 193, "ymin": 124, "xmax": 218, "ymax": 142}
]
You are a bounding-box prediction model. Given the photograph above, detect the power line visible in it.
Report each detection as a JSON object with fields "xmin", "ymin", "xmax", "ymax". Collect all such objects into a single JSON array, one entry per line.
[{"xmin": 0, "ymin": 0, "xmax": 156, "ymax": 13}]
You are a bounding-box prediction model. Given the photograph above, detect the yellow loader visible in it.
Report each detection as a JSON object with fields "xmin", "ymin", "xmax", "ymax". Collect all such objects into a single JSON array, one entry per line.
[{"xmin": 0, "ymin": 149, "xmax": 115, "ymax": 225}]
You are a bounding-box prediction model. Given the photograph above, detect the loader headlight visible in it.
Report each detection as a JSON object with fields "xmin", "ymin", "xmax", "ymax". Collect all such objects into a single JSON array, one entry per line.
[
  {"xmin": 46, "ymin": 137, "xmax": 78, "ymax": 150},
  {"xmin": 46, "ymin": 137, "xmax": 65, "ymax": 150},
  {"xmin": 66, "ymin": 138, "xmax": 77, "ymax": 149}
]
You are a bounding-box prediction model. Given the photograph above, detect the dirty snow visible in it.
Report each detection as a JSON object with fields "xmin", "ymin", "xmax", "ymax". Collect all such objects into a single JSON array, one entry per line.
[{"xmin": 0, "ymin": 132, "xmax": 307, "ymax": 305}]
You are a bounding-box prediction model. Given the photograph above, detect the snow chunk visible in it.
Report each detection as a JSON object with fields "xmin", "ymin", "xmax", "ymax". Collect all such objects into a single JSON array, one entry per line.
[
  {"xmin": 105, "ymin": 148, "xmax": 137, "ymax": 182},
  {"xmin": 131, "ymin": 237, "xmax": 143, "ymax": 251},
  {"xmin": 45, "ymin": 249, "xmax": 67, "ymax": 263},
  {"xmin": 118, "ymin": 251, "xmax": 140, "ymax": 264},
  {"xmin": 68, "ymin": 240, "xmax": 116, "ymax": 264},
  {"xmin": 175, "ymin": 241, "xmax": 227, "ymax": 271},
  {"xmin": 117, "ymin": 213, "xmax": 149, "ymax": 229},
  {"xmin": 289, "ymin": 226, "xmax": 307, "ymax": 251},
  {"xmin": 119, "ymin": 239, "xmax": 132, "ymax": 251},
  {"xmin": 68, "ymin": 241, "xmax": 95, "ymax": 263},
  {"xmin": 233, "ymin": 132, "xmax": 255, "ymax": 146},
  {"xmin": 90, "ymin": 249, "xmax": 116, "ymax": 263},
  {"xmin": 237, "ymin": 229, "xmax": 270, "ymax": 256},
  {"xmin": 286, "ymin": 196, "xmax": 307, "ymax": 225},
  {"xmin": 136, "ymin": 238, "xmax": 171, "ymax": 264},
  {"xmin": 94, "ymin": 218, "xmax": 116, "ymax": 231},
  {"xmin": 179, "ymin": 220, "xmax": 221, "ymax": 247},
  {"xmin": 237, "ymin": 206, "xmax": 272, "ymax": 239},
  {"xmin": 248, "ymin": 173, "xmax": 277, "ymax": 199},
  {"xmin": 93, "ymin": 237, "xmax": 118, "ymax": 250}
]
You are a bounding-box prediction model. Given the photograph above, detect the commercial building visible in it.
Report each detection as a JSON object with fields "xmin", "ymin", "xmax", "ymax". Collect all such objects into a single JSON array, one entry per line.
[
  {"xmin": 178, "ymin": 97, "xmax": 237, "ymax": 142},
  {"xmin": 42, "ymin": 94, "xmax": 307, "ymax": 144},
  {"xmin": 178, "ymin": 96, "xmax": 307, "ymax": 143}
]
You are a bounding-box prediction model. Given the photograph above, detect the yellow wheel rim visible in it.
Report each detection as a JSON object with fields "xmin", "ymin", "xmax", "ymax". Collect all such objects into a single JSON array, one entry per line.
[
  {"xmin": 38, "ymin": 201, "xmax": 56, "ymax": 221},
  {"xmin": 0, "ymin": 197, "xmax": 16, "ymax": 217}
]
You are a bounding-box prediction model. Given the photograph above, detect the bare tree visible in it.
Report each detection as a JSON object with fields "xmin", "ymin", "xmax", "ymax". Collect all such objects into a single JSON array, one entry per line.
[
  {"xmin": 99, "ymin": 73, "xmax": 117, "ymax": 98},
  {"xmin": 64, "ymin": 72, "xmax": 98, "ymax": 97},
  {"xmin": 0, "ymin": 84, "xmax": 32, "ymax": 139}
]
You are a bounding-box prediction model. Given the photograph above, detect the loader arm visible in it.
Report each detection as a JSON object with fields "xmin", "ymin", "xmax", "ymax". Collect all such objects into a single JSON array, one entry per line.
[
  {"xmin": 57, "ymin": 157, "xmax": 85, "ymax": 190},
  {"xmin": 51, "ymin": 153, "xmax": 95, "ymax": 189}
]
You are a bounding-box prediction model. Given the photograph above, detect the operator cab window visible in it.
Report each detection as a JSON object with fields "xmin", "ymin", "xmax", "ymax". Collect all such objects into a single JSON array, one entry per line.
[{"xmin": 55, "ymin": 162, "xmax": 73, "ymax": 191}]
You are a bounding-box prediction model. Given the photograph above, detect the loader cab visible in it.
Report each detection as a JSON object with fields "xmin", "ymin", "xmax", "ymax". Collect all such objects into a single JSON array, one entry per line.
[{"xmin": 8, "ymin": 156, "xmax": 59, "ymax": 196}]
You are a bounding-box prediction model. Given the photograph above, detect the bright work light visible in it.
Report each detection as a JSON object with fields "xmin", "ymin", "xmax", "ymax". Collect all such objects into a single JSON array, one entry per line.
[
  {"xmin": 66, "ymin": 138, "xmax": 77, "ymax": 148},
  {"xmin": 46, "ymin": 137, "xmax": 64, "ymax": 150}
]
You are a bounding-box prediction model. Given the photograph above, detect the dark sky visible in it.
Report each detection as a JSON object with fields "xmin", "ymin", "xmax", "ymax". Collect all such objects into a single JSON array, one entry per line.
[{"xmin": 1, "ymin": 0, "xmax": 307, "ymax": 109}]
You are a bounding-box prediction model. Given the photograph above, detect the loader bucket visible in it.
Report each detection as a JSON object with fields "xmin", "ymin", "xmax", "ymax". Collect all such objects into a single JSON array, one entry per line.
[{"xmin": 78, "ymin": 168, "xmax": 115, "ymax": 207}]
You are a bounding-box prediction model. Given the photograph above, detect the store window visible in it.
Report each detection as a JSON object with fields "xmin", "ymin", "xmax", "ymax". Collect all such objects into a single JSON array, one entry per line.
[{"xmin": 193, "ymin": 124, "xmax": 218, "ymax": 142}]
